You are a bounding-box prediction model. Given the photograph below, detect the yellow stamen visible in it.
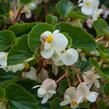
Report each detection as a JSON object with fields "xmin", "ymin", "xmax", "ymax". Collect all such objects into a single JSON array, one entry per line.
[
  {"xmin": 97, "ymin": 14, "xmax": 100, "ymax": 18},
  {"xmin": 9, "ymin": 10, "xmax": 14, "ymax": 15},
  {"xmin": 46, "ymin": 35, "xmax": 53, "ymax": 43},
  {"xmin": 86, "ymin": 2, "xmax": 90, "ymax": 6},
  {"xmin": 71, "ymin": 101, "xmax": 78, "ymax": 107},
  {"xmin": 85, "ymin": 98, "xmax": 87, "ymax": 102},
  {"xmin": 24, "ymin": 63, "xmax": 30, "ymax": 69}
]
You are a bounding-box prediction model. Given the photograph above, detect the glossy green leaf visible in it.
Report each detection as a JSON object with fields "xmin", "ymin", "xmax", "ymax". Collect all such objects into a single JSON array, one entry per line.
[
  {"xmin": 20, "ymin": 0, "xmax": 35, "ymax": 5},
  {"xmin": 56, "ymin": 0, "xmax": 74, "ymax": 19},
  {"xmin": 103, "ymin": 27, "xmax": 109, "ymax": 41},
  {"xmin": 28, "ymin": 23, "xmax": 54, "ymax": 51},
  {"xmin": 8, "ymin": 35, "xmax": 34, "ymax": 65},
  {"xmin": 9, "ymin": 22, "xmax": 38, "ymax": 37},
  {"xmin": 0, "ymin": 30, "xmax": 16, "ymax": 51},
  {"xmin": 5, "ymin": 84, "xmax": 39, "ymax": 109},
  {"xmin": 0, "ymin": 87, "xmax": 5, "ymax": 99},
  {"xmin": 97, "ymin": 100, "xmax": 107, "ymax": 109},
  {"xmin": 104, "ymin": 82, "xmax": 109, "ymax": 97},
  {"xmin": 46, "ymin": 14, "xmax": 58, "ymax": 26},
  {"xmin": 56, "ymin": 22, "xmax": 96, "ymax": 48},
  {"xmin": 93, "ymin": 19, "xmax": 108, "ymax": 38}
]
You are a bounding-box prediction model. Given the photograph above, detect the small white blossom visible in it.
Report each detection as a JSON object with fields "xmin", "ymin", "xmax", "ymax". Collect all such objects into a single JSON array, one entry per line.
[
  {"xmin": 22, "ymin": 67, "xmax": 49, "ymax": 81},
  {"xmin": 79, "ymin": 0, "xmax": 99, "ymax": 15},
  {"xmin": 60, "ymin": 48, "xmax": 78, "ymax": 66},
  {"xmin": 60, "ymin": 87, "xmax": 81, "ymax": 109},
  {"xmin": 77, "ymin": 82, "xmax": 99, "ymax": 103},
  {"xmin": 41, "ymin": 30, "xmax": 68, "ymax": 59},
  {"xmin": 33, "ymin": 79, "xmax": 57, "ymax": 104},
  {"xmin": 92, "ymin": 8, "xmax": 103, "ymax": 21},
  {"xmin": 83, "ymin": 69, "xmax": 100, "ymax": 88}
]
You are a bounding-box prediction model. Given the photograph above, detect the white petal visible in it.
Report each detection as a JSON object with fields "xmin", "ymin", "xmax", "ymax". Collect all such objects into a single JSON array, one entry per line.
[
  {"xmin": 33, "ymin": 85, "xmax": 41, "ymax": 89},
  {"xmin": 94, "ymin": 80, "xmax": 100, "ymax": 89},
  {"xmin": 61, "ymin": 48, "xmax": 78, "ymax": 66},
  {"xmin": 0, "ymin": 52, "xmax": 7, "ymax": 67},
  {"xmin": 26, "ymin": 13, "xmax": 32, "ymax": 19},
  {"xmin": 38, "ymin": 88, "xmax": 47, "ymax": 95},
  {"xmin": 87, "ymin": 92, "xmax": 98, "ymax": 102},
  {"xmin": 41, "ymin": 47, "xmax": 54, "ymax": 59},
  {"xmin": 60, "ymin": 100, "xmax": 71, "ymax": 106},
  {"xmin": 79, "ymin": 3, "xmax": 84, "ymax": 7},
  {"xmin": 41, "ymin": 31, "xmax": 52, "ymax": 39},
  {"xmin": 48, "ymin": 90, "xmax": 56, "ymax": 94},
  {"xmin": 81, "ymin": 6, "xmax": 93, "ymax": 15},
  {"xmin": 52, "ymin": 30, "xmax": 59, "ymax": 36},
  {"xmin": 41, "ymin": 96, "xmax": 48, "ymax": 104},
  {"xmin": 53, "ymin": 33, "xmax": 68, "ymax": 51},
  {"xmin": 29, "ymin": 2, "xmax": 36, "ymax": 10}
]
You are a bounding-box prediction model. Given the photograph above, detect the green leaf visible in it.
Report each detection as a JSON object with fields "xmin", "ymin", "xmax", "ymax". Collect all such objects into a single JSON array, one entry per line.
[
  {"xmin": 51, "ymin": 97, "xmax": 69, "ymax": 109},
  {"xmin": 0, "ymin": 87, "xmax": 5, "ymax": 99},
  {"xmin": 80, "ymin": 60, "xmax": 91, "ymax": 72},
  {"xmin": 7, "ymin": 35, "xmax": 34, "ymax": 65},
  {"xmin": 0, "ymin": 69, "xmax": 16, "ymax": 86},
  {"xmin": 57, "ymin": 79, "xmax": 68, "ymax": 96},
  {"xmin": 56, "ymin": 22, "xmax": 96, "ymax": 48},
  {"xmin": 28, "ymin": 23, "xmax": 54, "ymax": 51},
  {"xmin": 46, "ymin": 14, "xmax": 58, "ymax": 26},
  {"xmin": 90, "ymin": 58, "xmax": 109, "ymax": 81},
  {"xmin": 68, "ymin": 9, "xmax": 88, "ymax": 20},
  {"xmin": 9, "ymin": 22, "xmax": 38, "ymax": 37},
  {"xmin": 79, "ymin": 102, "xmax": 90, "ymax": 109},
  {"xmin": 20, "ymin": 0, "xmax": 35, "ymax": 5},
  {"xmin": 101, "ymin": 67, "xmax": 109, "ymax": 76},
  {"xmin": 0, "ymin": 30, "xmax": 16, "ymax": 51},
  {"xmin": 93, "ymin": 19, "xmax": 108, "ymax": 38},
  {"xmin": 56, "ymin": 0, "xmax": 74, "ymax": 19},
  {"xmin": 103, "ymin": 27, "xmax": 109, "ymax": 41},
  {"xmin": 97, "ymin": 100, "xmax": 107, "ymax": 109},
  {"xmin": 104, "ymin": 82, "xmax": 109, "ymax": 97},
  {"xmin": 5, "ymin": 84, "xmax": 39, "ymax": 109}
]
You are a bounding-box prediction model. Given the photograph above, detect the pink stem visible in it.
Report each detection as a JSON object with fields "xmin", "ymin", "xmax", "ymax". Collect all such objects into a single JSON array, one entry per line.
[
  {"xmin": 76, "ymin": 73, "xmax": 82, "ymax": 83},
  {"xmin": 56, "ymin": 73, "xmax": 66, "ymax": 84}
]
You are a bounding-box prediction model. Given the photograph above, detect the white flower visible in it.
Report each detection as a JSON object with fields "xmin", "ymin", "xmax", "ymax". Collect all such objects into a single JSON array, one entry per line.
[
  {"xmin": 77, "ymin": 82, "xmax": 99, "ymax": 103},
  {"xmin": 22, "ymin": 2, "xmax": 36, "ymax": 19},
  {"xmin": 22, "ymin": 67, "xmax": 49, "ymax": 81},
  {"xmin": 41, "ymin": 30, "xmax": 68, "ymax": 59},
  {"xmin": 60, "ymin": 87, "xmax": 81, "ymax": 109},
  {"xmin": 33, "ymin": 79, "xmax": 57, "ymax": 104},
  {"xmin": 79, "ymin": 0, "xmax": 99, "ymax": 15},
  {"xmin": 0, "ymin": 52, "xmax": 8, "ymax": 68},
  {"xmin": 92, "ymin": 8, "xmax": 103, "ymax": 21},
  {"xmin": 83, "ymin": 69, "xmax": 100, "ymax": 88},
  {"xmin": 60, "ymin": 48, "xmax": 78, "ymax": 66},
  {"xmin": 6, "ymin": 64, "xmax": 25, "ymax": 73}
]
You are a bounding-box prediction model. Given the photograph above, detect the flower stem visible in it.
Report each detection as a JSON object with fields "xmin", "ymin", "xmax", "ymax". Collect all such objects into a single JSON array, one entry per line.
[
  {"xmin": 71, "ymin": 66, "xmax": 82, "ymax": 83},
  {"xmin": 56, "ymin": 73, "xmax": 66, "ymax": 84},
  {"xmin": 13, "ymin": 5, "xmax": 24, "ymax": 23}
]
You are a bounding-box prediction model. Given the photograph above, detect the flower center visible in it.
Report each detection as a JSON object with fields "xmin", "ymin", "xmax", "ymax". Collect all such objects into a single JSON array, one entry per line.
[
  {"xmin": 86, "ymin": 2, "xmax": 90, "ymax": 6},
  {"xmin": 9, "ymin": 10, "xmax": 14, "ymax": 15},
  {"xmin": 46, "ymin": 35, "xmax": 53, "ymax": 43},
  {"xmin": 70, "ymin": 101, "xmax": 78, "ymax": 107},
  {"xmin": 85, "ymin": 98, "xmax": 87, "ymax": 102},
  {"xmin": 24, "ymin": 63, "xmax": 30, "ymax": 69}
]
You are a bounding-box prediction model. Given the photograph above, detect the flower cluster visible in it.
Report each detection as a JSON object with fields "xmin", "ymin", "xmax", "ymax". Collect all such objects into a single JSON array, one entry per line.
[
  {"xmin": 40, "ymin": 30, "xmax": 78, "ymax": 66},
  {"xmin": 79, "ymin": 0, "xmax": 103, "ymax": 20},
  {"xmin": 33, "ymin": 67, "xmax": 100, "ymax": 108}
]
